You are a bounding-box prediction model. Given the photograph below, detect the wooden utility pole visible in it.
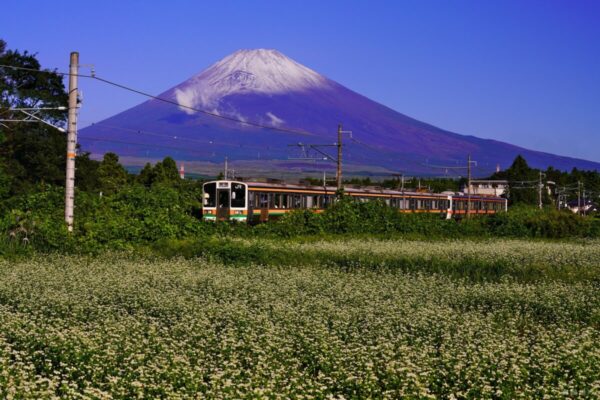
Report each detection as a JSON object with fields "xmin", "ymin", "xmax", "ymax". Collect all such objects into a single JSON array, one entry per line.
[
  {"xmin": 466, "ymin": 154, "xmax": 472, "ymax": 218},
  {"xmin": 336, "ymin": 124, "xmax": 342, "ymax": 190},
  {"xmin": 578, "ymin": 181, "xmax": 582, "ymax": 216},
  {"xmin": 538, "ymin": 171, "xmax": 543, "ymax": 210},
  {"xmin": 64, "ymin": 52, "xmax": 79, "ymax": 233}
]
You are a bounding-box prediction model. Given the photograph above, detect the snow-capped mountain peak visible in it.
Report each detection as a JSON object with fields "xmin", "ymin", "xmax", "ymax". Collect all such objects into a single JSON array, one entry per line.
[{"xmin": 173, "ymin": 49, "xmax": 327, "ymax": 113}]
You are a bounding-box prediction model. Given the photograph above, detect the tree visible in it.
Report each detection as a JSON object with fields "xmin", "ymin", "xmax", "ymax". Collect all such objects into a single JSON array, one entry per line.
[
  {"xmin": 0, "ymin": 39, "xmax": 68, "ymax": 196},
  {"xmin": 135, "ymin": 157, "xmax": 180, "ymax": 187},
  {"xmin": 75, "ymin": 152, "xmax": 101, "ymax": 192},
  {"xmin": 97, "ymin": 153, "xmax": 128, "ymax": 195},
  {"xmin": 153, "ymin": 156, "xmax": 180, "ymax": 185},
  {"xmin": 492, "ymin": 155, "xmax": 538, "ymax": 205}
]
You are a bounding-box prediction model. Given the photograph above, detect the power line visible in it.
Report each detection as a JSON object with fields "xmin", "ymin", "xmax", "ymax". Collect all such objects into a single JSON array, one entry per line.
[
  {"xmin": 2, "ymin": 63, "xmax": 401, "ymax": 164},
  {"xmin": 0, "ymin": 64, "xmax": 313, "ymax": 137},
  {"xmin": 80, "ymin": 121, "xmax": 252, "ymax": 148},
  {"xmin": 80, "ymin": 135, "xmax": 214, "ymax": 157}
]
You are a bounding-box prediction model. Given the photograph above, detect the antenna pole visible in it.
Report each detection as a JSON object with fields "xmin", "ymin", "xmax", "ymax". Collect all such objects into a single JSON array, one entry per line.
[
  {"xmin": 65, "ymin": 52, "xmax": 79, "ymax": 233},
  {"xmin": 336, "ymin": 124, "xmax": 342, "ymax": 190}
]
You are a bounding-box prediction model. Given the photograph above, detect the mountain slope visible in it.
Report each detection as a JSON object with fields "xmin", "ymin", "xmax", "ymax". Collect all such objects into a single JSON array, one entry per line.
[{"xmin": 80, "ymin": 49, "xmax": 600, "ymax": 176}]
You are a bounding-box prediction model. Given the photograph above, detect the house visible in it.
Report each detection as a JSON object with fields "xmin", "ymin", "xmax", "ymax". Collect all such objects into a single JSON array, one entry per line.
[
  {"xmin": 461, "ymin": 180, "xmax": 508, "ymax": 197},
  {"xmin": 566, "ymin": 199, "xmax": 598, "ymax": 215}
]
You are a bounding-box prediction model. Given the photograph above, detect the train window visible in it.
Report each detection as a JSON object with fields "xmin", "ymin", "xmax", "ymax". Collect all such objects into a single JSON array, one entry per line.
[
  {"xmin": 409, "ymin": 198, "xmax": 416, "ymax": 210},
  {"xmin": 282, "ymin": 194, "xmax": 289, "ymax": 208},
  {"xmin": 306, "ymin": 195, "xmax": 314, "ymax": 208},
  {"xmin": 259, "ymin": 193, "xmax": 269, "ymax": 208},
  {"xmin": 231, "ymin": 183, "xmax": 246, "ymax": 208},
  {"xmin": 292, "ymin": 195, "xmax": 302, "ymax": 208},
  {"xmin": 218, "ymin": 190, "xmax": 230, "ymax": 208},
  {"xmin": 203, "ymin": 183, "xmax": 216, "ymax": 207}
]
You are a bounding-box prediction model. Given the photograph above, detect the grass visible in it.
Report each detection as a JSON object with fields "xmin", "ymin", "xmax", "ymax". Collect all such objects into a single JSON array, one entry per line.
[{"xmin": 0, "ymin": 238, "xmax": 599, "ymax": 398}]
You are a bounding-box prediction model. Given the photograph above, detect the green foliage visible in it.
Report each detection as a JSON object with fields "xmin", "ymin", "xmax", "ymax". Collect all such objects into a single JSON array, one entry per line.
[
  {"xmin": 97, "ymin": 152, "xmax": 129, "ymax": 195},
  {"xmin": 74, "ymin": 152, "xmax": 100, "ymax": 192},
  {"xmin": 137, "ymin": 157, "xmax": 181, "ymax": 187},
  {"xmin": 0, "ymin": 183, "xmax": 208, "ymax": 255},
  {"xmin": 0, "ymin": 40, "xmax": 68, "ymax": 196},
  {"xmin": 267, "ymin": 197, "xmax": 596, "ymax": 239}
]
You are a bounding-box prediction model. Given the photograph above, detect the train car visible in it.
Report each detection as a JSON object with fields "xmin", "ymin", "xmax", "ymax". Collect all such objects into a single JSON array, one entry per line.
[{"xmin": 201, "ymin": 180, "xmax": 507, "ymax": 222}]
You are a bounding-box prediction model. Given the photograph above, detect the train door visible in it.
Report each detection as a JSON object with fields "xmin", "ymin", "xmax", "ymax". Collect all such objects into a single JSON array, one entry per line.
[
  {"xmin": 259, "ymin": 193, "xmax": 269, "ymax": 222},
  {"xmin": 217, "ymin": 189, "xmax": 230, "ymax": 221}
]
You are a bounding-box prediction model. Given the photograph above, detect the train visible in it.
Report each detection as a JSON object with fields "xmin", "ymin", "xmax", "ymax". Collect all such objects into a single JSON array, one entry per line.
[{"xmin": 201, "ymin": 180, "xmax": 508, "ymax": 223}]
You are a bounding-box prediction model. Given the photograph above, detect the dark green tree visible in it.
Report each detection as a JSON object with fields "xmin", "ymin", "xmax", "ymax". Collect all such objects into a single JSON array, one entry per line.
[
  {"xmin": 137, "ymin": 162, "xmax": 154, "ymax": 186},
  {"xmin": 75, "ymin": 152, "xmax": 101, "ymax": 192},
  {"xmin": 135, "ymin": 157, "xmax": 180, "ymax": 187},
  {"xmin": 153, "ymin": 156, "xmax": 180, "ymax": 184},
  {"xmin": 491, "ymin": 155, "xmax": 538, "ymax": 205},
  {"xmin": 0, "ymin": 39, "xmax": 68, "ymax": 196},
  {"xmin": 97, "ymin": 152, "xmax": 128, "ymax": 195}
]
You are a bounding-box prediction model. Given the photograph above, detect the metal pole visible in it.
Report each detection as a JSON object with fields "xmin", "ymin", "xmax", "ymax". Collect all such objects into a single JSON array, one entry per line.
[
  {"xmin": 65, "ymin": 52, "xmax": 79, "ymax": 233},
  {"xmin": 336, "ymin": 124, "xmax": 342, "ymax": 190},
  {"xmin": 467, "ymin": 154, "xmax": 472, "ymax": 218},
  {"xmin": 224, "ymin": 156, "xmax": 228, "ymax": 180}
]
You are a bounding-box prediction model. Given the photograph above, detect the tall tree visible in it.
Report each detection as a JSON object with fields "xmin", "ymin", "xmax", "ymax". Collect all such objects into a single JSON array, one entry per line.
[
  {"xmin": 0, "ymin": 39, "xmax": 68, "ymax": 195},
  {"xmin": 135, "ymin": 157, "xmax": 181, "ymax": 187},
  {"xmin": 97, "ymin": 153, "xmax": 128, "ymax": 195},
  {"xmin": 492, "ymin": 155, "xmax": 538, "ymax": 205}
]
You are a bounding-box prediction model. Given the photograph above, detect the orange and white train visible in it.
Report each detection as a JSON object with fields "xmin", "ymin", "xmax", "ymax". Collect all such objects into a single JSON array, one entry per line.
[{"xmin": 202, "ymin": 180, "xmax": 507, "ymax": 223}]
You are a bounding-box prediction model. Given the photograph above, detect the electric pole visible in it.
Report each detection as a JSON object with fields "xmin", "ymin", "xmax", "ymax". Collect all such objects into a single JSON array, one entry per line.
[
  {"xmin": 578, "ymin": 181, "xmax": 582, "ymax": 216},
  {"xmin": 467, "ymin": 154, "xmax": 472, "ymax": 218},
  {"xmin": 336, "ymin": 124, "xmax": 342, "ymax": 190},
  {"xmin": 538, "ymin": 171, "xmax": 544, "ymax": 210},
  {"xmin": 224, "ymin": 156, "xmax": 228, "ymax": 179},
  {"xmin": 65, "ymin": 52, "xmax": 79, "ymax": 233}
]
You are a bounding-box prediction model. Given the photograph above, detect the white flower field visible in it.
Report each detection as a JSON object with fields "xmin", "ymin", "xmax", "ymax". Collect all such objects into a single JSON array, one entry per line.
[{"xmin": 0, "ymin": 239, "xmax": 599, "ymax": 398}]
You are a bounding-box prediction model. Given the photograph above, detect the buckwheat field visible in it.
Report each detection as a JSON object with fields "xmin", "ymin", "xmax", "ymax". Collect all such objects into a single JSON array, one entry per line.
[{"xmin": 0, "ymin": 239, "xmax": 599, "ymax": 399}]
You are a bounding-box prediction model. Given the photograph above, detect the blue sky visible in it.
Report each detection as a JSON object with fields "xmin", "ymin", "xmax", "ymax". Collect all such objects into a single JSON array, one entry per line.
[{"xmin": 3, "ymin": 0, "xmax": 600, "ymax": 162}]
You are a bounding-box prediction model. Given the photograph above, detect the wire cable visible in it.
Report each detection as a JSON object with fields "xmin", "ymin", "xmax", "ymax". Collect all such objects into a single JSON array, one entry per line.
[{"xmin": 0, "ymin": 64, "xmax": 314, "ymax": 137}]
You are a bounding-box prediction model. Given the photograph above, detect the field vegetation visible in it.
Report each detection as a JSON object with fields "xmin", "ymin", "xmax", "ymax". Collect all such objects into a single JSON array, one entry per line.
[{"xmin": 0, "ymin": 240, "xmax": 599, "ymax": 398}]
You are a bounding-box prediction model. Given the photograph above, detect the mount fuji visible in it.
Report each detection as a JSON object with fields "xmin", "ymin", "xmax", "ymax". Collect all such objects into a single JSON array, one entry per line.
[{"xmin": 80, "ymin": 49, "xmax": 600, "ymax": 176}]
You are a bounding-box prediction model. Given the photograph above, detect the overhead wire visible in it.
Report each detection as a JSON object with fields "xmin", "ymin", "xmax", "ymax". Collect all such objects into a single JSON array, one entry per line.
[{"xmin": 0, "ymin": 64, "xmax": 313, "ymax": 137}]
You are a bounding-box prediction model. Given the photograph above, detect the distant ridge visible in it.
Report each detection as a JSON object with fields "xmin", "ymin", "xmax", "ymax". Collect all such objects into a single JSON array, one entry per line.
[{"xmin": 80, "ymin": 49, "xmax": 600, "ymax": 175}]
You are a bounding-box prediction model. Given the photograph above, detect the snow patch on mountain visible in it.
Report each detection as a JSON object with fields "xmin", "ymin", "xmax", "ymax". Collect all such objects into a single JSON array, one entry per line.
[
  {"xmin": 174, "ymin": 49, "xmax": 327, "ymax": 114},
  {"xmin": 266, "ymin": 112, "xmax": 284, "ymax": 126}
]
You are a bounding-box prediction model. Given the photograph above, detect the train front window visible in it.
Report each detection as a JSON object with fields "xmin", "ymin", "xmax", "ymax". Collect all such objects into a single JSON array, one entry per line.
[
  {"xmin": 231, "ymin": 183, "xmax": 246, "ymax": 208},
  {"xmin": 203, "ymin": 183, "xmax": 216, "ymax": 207}
]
